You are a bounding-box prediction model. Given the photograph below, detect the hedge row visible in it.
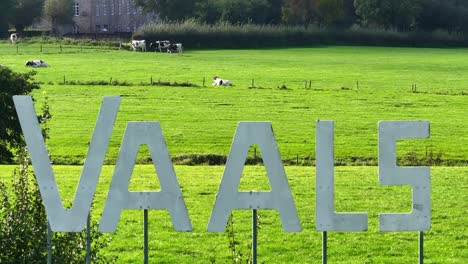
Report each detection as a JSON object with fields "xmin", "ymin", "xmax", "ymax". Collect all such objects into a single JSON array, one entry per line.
[{"xmin": 134, "ymin": 21, "xmax": 468, "ymax": 49}]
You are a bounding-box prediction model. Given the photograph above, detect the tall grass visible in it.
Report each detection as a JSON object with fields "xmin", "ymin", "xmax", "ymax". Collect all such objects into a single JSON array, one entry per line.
[{"xmin": 135, "ymin": 20, "xmax": 468, "ymax": 49}]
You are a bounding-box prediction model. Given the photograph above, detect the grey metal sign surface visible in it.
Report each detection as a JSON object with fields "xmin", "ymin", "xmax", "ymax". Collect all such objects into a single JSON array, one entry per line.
[
  {"xmin": 208, "ymin": 122, "xmax": 301, "ymax": 232},
  {"xmin": 12, "ymin": 95, "xmax": 431, "ymax": 235},
  {"xmin": 13, "ymin": 95, "xmax": 120, "ymax": 232},
  {"xmin": 99, "ymin": 122, "xmax": 192, "ymax": 232},
  {"xmin": 378, "ymin": 121, "xmax": 431, "ymax": 231},
  {"xmin": 316, "ymin": 121, "xmax": 368, "ymax": 231}
]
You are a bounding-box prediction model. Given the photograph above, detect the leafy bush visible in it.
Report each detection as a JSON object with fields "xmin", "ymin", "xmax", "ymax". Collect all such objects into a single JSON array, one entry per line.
[
  {"xmin": 0, "ymin": 95, "xmax": 116, "ymax": 264},
  {"xmin": 134, "ymin": 20, "xmax": 468, "ymax": 49},
  {"xmin": 0, "ymin": 66, "xmax": 40, "ymax": 163}
]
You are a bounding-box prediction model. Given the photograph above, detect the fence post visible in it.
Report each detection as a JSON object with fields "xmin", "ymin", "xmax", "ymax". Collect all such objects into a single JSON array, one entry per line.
[
  {"xmin": 309, "ymin": 80, "xmax": 312, "ymax": 89},
  {"xmin": 151, "ymin": 76, "xmax": 153, "ymax": 85},
  {"xmin": 40, "ymin": 45, "xmax": 43, "ymax": 53},
  {"xmin": 60, "ymin": 45, "xmax": 62, "ymax": 53},
  {"xmin": 16, "ymin": 45, "xmax": 19, "ymax": 54},
  {"xmin": 203, "ymin": 77, "xmax": 205, "ymax": 87},
  {"xmin": 251, "ymin": 79, "xmax": 255, "ymax": 88}
]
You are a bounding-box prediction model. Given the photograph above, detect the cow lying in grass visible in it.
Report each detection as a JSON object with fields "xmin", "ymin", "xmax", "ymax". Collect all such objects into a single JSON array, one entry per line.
[
  {"xmin": 212, "ymin": 76, "xmax": 231, "ymax": 86},
  {"xmin": 25, "ymin": 60, "xmax": 48, "ymax": 67}
]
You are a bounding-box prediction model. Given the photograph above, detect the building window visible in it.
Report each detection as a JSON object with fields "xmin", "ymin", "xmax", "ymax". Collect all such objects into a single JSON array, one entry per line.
[
  {"xmin": 103, "ymin": 1, "xmax": 107, "ymax": 16},
  {"xmin": 118, "ymin": 0, "xmax": 122, "ymax": 15},
  {"xmin": 73, "ymin": 25, "xmax": 80, "ymax": 34},
  {"xmin": 95, "ymin": 25, "xmax": 101, "ymax": 32},
  {"xmin": 110, "ymin": 0, "xmax": 114, "ymax": 16},
  {"xmin": 117, "ymin": 24, "xmax": 122, "ymax": 32},
  {"xmin": 73, "ymin": 3, "xmax": 79, "ymax": 16},
  {"xmin": 126, "ymin": 0, "xmax": 131, "ymax": 15},
  {"xmin": 96, "ymin": 4, "xmax": 99, "ymax": 16}
]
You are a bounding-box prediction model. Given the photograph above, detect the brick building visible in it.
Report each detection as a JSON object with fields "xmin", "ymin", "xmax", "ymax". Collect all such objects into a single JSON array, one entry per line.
[{"xmin": 71, "ymin": 0, "xmax": 156, "ymax": 34}]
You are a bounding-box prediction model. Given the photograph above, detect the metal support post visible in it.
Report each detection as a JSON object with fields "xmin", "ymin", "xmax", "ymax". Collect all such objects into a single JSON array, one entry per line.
[
  {"xmin": 86, "ymin": 213, "xmax": 91, "ymax": 264},
  {"xmin": 144, "ymin": 209, "xmax": 149, "ymax": 264},
  {"xmin": 419, "ymin": 231, "xmax": 424, "ymax": 264},
  {"xmin": 322, "ymin": 231, "xmax": 327, "ymax": 264},
  {"xmin": 47, "ymin": 221, "xmax": 52, "ymax": 264},
  {"xmin": 252, "ymin": 209, "xmax": 258, "ymax": 264}
]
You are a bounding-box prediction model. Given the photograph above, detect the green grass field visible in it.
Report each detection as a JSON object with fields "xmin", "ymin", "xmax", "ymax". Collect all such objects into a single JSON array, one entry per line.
[
  {"xmin": 0, "ymin": 43, "xmax": 467, "ymax": 262},
  {"xmin": 0, "ymin": 44, "xmax": 466, "ymax": 165},
  {"xmin": 0, "ymin": 165, "xmax": 466, "ymax": 263}
]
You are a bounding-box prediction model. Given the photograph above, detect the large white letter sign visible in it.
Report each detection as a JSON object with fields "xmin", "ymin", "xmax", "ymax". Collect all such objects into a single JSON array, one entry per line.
[
  {"xmin": 208, "ymin": 122, "xmax": 301, "ymax": 232},
  {"xmin": 13, "ymin": 95, "xmax": 120, "ymax": 232},
  {"xmin": 379, "ymin": 121, "xmax": 430, "ymax": 231},
  {"xmin": 316, "ymin": 121, "xmax": 368, "ymax": 231},
  {"xmin": 99, "ymin": 122, "xmax": 192, "ymax": 232}
]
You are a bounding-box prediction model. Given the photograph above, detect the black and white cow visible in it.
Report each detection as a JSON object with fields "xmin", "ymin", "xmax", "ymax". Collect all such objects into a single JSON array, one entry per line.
[
  {"xmin": 25, "ymin": 60, "xmax": 49, "ymax": 67},
  {"xmin": 212, "ymin": 76, "xmax": 231, "ymax": 86},
  {"xmin": 167, "ymin": 43, "xmax": 183, "ymax": 54},
  {"xmin": 131, "ymin": 40, "xmax": 146, "ymax": 52},
  {"xmin": 149, "ymin": 40, "xmax": 171, "ymax": 52}
]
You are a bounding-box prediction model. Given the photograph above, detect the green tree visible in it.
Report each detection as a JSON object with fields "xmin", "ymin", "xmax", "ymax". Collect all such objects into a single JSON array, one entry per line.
[
  {"xmin": 0, "ymin": 66, "xmax": 40, "ymax": 163},
  {"xmin": 195, "ymin": 0, "xmax": 223, "ymax": 24},
  {"xmin": 281, "ymin": 0, "xmax": 316, "ymax": 25},
  {"xmin": 354, "ymin": 0, "xmax": 424, "ymax": 30},
  {"xmin": 418, "ymin": 0, "xmax": 468, "ymax": 33},
  {"xmin": 0, "ymin": 0, "xmax": 14, "ymax": 33},
  {"xmin": 134, "ymin": 0, "xmax": 196, "ymax": 21},
  {"xmin": 315, "ymin": 0, "xmax": 344, "ymax": 26},
  {"xmin": 43, "ymin": 0, "xmax": 73, "ymax": 35},
  {"xmin": 195, "ymin": 0, "xmax": 282, "ymax": 25},
  {"xmin": 10, "ymin": 0, "xmax": 45, "ymax": 33}
]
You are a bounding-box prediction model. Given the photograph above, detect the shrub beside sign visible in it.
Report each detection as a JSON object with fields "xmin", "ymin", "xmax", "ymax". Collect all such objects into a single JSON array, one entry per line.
[{"xmin": 13, "ymin": 96, "xmax": 431, "ymax": 233}]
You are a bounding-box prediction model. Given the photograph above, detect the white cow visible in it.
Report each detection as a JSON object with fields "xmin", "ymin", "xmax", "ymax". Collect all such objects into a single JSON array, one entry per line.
[
  {"xmin": 131, "ymin": 40, "xmax": 146, "ymax": 52},
  {"xmin": 10, "ymin": 33, "xmax": 19, "ymax": 45},
  {"xmin": 25, "ymin": 60, "xmax": 49, "ymax": 68},
  {"xmin": 212, "ymin": 76, "xmax": 232, "ymax": 86}
]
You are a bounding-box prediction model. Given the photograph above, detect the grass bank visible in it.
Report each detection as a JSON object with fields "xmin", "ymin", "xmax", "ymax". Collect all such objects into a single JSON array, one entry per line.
[{"xmin": 0, "ymin": 165, "xmax": 466, "ymax": 263}]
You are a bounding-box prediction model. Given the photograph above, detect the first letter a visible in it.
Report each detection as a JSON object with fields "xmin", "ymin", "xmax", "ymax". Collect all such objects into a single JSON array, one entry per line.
[
  {"xmin": 208, "ymin": 122, "xmax": 301, "ymax": 232},
  {"xmin": 13, "ymin": 95, "xmax": 120, "ymax": 232}
]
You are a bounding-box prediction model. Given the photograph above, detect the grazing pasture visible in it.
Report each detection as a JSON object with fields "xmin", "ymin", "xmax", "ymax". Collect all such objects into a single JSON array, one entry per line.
[
  {"xmin": 0, "ymin": 165, "xmax": 466, "ymax": 263},
  {"xmin": 0, "ymin": 44, "xmax": 466, "ymax": 165},
  {"xmin": 0, "ymin": 43, "xmax": 466, "ymax": 262}
]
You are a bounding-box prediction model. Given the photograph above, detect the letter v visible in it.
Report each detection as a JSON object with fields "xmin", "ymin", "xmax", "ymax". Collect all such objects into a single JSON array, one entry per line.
[{"xmin": 13, "ymin": 96, "xmax": 120, "ymax": 232}]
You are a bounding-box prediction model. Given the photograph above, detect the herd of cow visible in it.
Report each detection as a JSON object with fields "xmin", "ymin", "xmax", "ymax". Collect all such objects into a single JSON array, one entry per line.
[
  {"xmin": 5, "ymin": 34, "xmax": 233, "ymax": 85},
  {"xmin": 9, "ymin": 33, "xmax": 181, "ymax": 54},
  {"xmin": 131, "ymin": 40, "xmax": 183, "ymax": 54}
]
